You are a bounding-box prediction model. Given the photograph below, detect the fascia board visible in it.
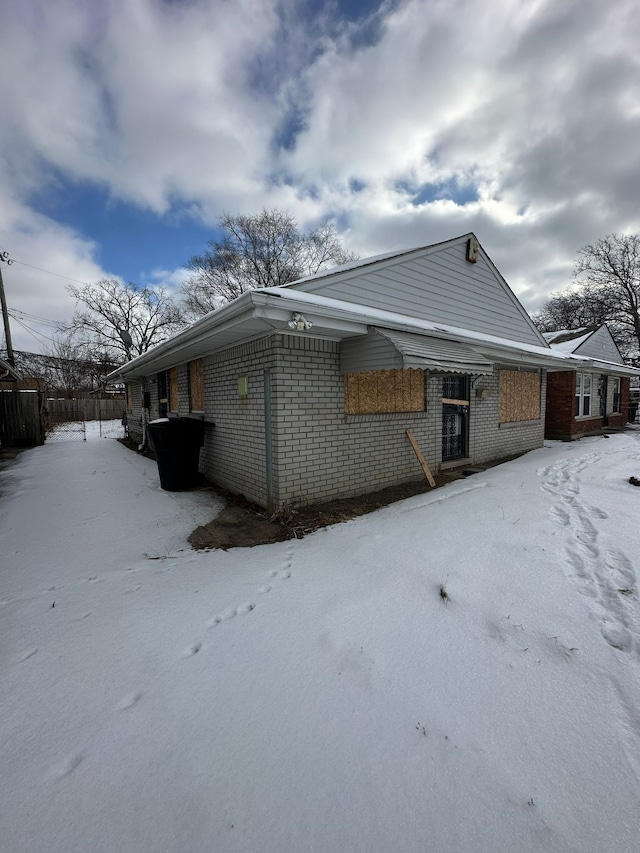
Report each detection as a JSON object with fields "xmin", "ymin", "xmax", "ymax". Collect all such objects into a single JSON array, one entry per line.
[
  {"xmin": 109, "ymin": 296, "xmax": 259, "ymax": 380},
  {"xmin": 569, "ymin": 358, "xmax": 640, "ymax": 377}
]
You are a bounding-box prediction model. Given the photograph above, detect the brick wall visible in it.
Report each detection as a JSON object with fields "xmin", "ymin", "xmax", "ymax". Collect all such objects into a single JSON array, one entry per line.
[
  {"xmin": 199, "ymin": 337, "xmax": 276, "ymax": 507},
  {"xmin": 194, "ymin": 336, "xmax": 552, "ymax": 508},
  {"xmin": 132, "ymin": 338, "xmax": 549, "ymax": 508},
  {"xmin": 270, "ymin": 334, "xmax": 439, "ymax": 507},
  {"xmin": 467, "ymin": 368, "xmax": 546, "ymax": 465},
  {"xmin": 546, "ymin": 370, "xmax": 626, "ymax": 438}
]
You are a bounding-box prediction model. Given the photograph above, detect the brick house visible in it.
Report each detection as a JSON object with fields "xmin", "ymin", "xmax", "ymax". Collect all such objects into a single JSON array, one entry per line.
[
  {"xmin": 111, "ymin": 234, "xmax": 628, "ymax": 509},
  {"xmin": 543, "ymin": 326, "xmax": 637, "ymax": 440}
]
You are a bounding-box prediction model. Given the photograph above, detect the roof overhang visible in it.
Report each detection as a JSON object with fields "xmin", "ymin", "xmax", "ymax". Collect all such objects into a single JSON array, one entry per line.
[{"xmin": 108, "ymin": 287, "xmax": 640, "ymax": 382}]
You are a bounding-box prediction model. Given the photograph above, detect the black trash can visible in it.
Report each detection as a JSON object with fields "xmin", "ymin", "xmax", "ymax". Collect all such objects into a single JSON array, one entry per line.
[{"xmin": 147, "ymin": 418, "xmax": 206, "ymax": 491}]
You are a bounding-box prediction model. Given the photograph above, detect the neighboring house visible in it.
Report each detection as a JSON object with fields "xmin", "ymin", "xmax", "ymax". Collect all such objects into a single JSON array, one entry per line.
[
  {"xmin": 110, "ymin": 234, "xmax": 633, "ymax": 510},
  {"xmin": 543, "ymin": 326, "xmax": 637, "ymax": 440}
]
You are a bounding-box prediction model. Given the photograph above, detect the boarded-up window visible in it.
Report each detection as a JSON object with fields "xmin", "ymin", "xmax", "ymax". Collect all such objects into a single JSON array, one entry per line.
[
  {"xmin": 168, "ymin": 367, "xmax": 178, "ymax": 412},
  {"xmin": 344, "ymin": 369, "xmax": 425, "ymax": 414},
  {"xmin": 499, "ymin": 370, "xmax": 540, "ymax": 423},
  {"xmin": 189, "ymin": 359, "xmax": 204, "ymax": 411}
]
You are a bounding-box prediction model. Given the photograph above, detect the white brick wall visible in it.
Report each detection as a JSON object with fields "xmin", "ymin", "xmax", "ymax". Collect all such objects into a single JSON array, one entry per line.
[
  {"xmin": 468, "ymin": 368, "xmax": 547, "ymax": 464},
  {"xmin": 131, "ymin": 338, "xmax": 547, "ymax": 509}
]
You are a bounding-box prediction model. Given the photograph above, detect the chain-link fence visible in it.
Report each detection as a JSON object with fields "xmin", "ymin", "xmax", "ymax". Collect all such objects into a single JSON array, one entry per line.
[{"xmin": 45, "ymin": 412, "xmax": 87, "ymax": 442}]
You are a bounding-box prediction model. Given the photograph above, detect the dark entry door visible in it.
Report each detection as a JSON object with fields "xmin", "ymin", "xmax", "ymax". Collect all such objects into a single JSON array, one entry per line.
[
  {"xmin": 599, "ymin": 375, "xmax": 608, "ymax": 425},
  {"xmin": 442, "ymin": 376, "xmax": 469, "ymax": 461}
]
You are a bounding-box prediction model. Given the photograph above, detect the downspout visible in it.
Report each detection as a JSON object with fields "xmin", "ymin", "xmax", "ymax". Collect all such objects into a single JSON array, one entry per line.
[
  {"xmin": 264, "ymin": 368, "xmax": 274, "ymax": 511},
  {"xmin": 138, "ymin": 380, "xmax": 149, "ymax": 452}
]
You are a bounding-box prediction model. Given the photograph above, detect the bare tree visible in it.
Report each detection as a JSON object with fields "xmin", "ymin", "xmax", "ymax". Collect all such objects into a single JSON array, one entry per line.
[
  {"xmin": 182, "ymin": 209, "xmax": 358, "ymax": 316},
  {"xmin": 65, "ymin": 279, "xmax": 186, "ymax": 363},
  {"xmin": 573, "ymin": 234, "xmax": 640, "ymax": 359},
  {"xmin": 12, "ymin": 335, "xmax": 119, "ymax": 396},
  {"xmin": 532, "ymin": 287, "xmax": 610, "ymax": 332},
  {"xmin": 532, "ymin": 234, "xmax": 640, "ymax": 362}
]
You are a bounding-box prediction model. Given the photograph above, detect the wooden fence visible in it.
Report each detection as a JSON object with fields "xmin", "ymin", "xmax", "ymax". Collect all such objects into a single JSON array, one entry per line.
[
  {"xmin": 45, "ymin": 397, "xmax": 125, "ymax": 422},
  {"xmin": 0, "ymin": 389, "xmax": 44, "ymax": 447}
]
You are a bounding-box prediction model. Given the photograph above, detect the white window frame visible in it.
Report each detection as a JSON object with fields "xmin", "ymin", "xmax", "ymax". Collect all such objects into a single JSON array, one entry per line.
[{"xmin": 575, "ymin": 372, "xmax": 592, "ymax": 418}]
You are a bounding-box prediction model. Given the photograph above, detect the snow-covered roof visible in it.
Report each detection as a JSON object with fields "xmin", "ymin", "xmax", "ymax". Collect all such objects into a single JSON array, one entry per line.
[
  {"xmin": 546, "ymin": 332, "xmax": 593, "ymax": 354},
  {"xmin": 542, "ymin": 328, "xmax": 590, "ymax": 344},
  {"xmin": 109, "ymin": 286, "xmax": 640, "ymax": 382}
]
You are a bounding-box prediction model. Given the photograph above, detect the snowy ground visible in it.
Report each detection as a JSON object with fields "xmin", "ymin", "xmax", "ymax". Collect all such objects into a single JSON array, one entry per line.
[{"xmin": 2, "ymin": 427, "xmax": 640, "ymax": 852}]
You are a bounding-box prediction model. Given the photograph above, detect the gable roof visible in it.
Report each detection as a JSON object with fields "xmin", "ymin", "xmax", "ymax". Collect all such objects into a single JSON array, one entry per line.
[
  {"xmin": 108, "ymin": 242, "xmax": 640, "ymax": 383},
  {"xmin": 544, "ymin": 325, "xmax": 625, "ymax": 365},
  {"xmin": 284, "ymin": 233, "xmax": 549, "ymax": 349}
]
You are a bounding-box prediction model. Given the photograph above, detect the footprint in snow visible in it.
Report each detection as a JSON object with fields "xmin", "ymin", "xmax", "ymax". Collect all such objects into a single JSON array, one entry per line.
[
  {"xmin": 52, "ymin": 753, "xmax": 84, "ymax": 781},
  {"xmin": 182, "ymin": 642, "xmax": 203, "ymax": 658},
  {"xmin": 117, "ymin": 691, "xmax": 142, "ymax": 711},
  {"xmin": 75, "ymin": 611, "xmax": 93, "ymax": 621},
  {"xmin": 207, "ymin": 608, "xmax": 236, "ymax": 627},
  {"xmin": 16, "ymin": 648, "xmax": 38, "ymax": 663}
]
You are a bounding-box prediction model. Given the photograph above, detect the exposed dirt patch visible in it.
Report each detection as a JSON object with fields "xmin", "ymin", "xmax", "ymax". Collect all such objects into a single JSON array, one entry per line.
[
  {"xmin": 188, "ymin": 475, "xmax": 466, "ymax": 550},
  {"xmin": 117, "ymin": 436, "xmax": 512, "ymax": 550}
]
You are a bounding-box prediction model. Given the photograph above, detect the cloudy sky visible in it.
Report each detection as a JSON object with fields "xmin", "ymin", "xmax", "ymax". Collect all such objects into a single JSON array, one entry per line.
[{"xmin": 1, "ymin": 0, "xmax": 638, "ymax": 353}]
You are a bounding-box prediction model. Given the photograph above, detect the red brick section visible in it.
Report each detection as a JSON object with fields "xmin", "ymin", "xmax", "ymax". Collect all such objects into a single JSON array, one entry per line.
[
  {"xmin": 610, "ymin": 377, "xmax": 631, "ymax": 427},
  {"xmin": 545, "ymin": 372, "xmax": 576, "ymax": 438},
  {"xmin": 546, "ymin": 373, "xmax": 631, "ymax": 437}
]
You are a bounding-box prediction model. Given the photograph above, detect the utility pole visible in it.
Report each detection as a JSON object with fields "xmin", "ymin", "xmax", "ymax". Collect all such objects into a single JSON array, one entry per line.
[{"xmin": 0, "ymin": 250, "xmax": 15, "ymax": 367}]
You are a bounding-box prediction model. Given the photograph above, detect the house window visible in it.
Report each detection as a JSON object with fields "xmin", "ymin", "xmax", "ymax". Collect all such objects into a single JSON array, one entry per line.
[
  {"xmin": 499, "ymin": 370, "xmax": 541, "ymax": 423},
  {"xmin": 168, "ymin": 367, "xmax": 178, "ymax": 412},
  {"xmin": 126, "ymin": 383, "xmax": 133, "ymax": 412},
  {"xmin": 344, "ymin": 369, "xmax": 425, "ymax": 414},
  {"xmin": 612, "ymin": 377, "xmax": 621, "ymax": 413},
  {"xmin": 189, "ymin": 359, "xmax": 204, "ymax": 412},
  {"xmin": 575, "ymin": 373, "xmax": 592, "ymax": 417}
]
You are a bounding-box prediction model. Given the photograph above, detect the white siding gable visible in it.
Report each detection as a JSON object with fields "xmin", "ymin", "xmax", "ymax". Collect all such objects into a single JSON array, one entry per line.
[
  {"xmin": 573, "ymin": 326, "xmax": 625, "ymax": 365},
  {"xmin": 288, "ymin": 234, "xmax": 547, "ymax": 348}
]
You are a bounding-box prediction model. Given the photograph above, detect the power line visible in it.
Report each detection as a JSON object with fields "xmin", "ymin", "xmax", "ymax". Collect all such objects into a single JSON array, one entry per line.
[
  {"xmin": 9, "ymin": 307, "xmax": 61, "ymax": 328},
  {"xmin": 9, "ymin": 258, "xmax": 93, "ymax": 287},
  {"xmin": 9, "ymin": 313, "xmax": 59, "ymax": 346}
]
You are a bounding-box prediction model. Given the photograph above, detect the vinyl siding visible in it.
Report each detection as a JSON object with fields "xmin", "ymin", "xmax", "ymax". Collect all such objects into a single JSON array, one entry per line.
[
  {"xmin": 292, "ymin": 239, "xmax": 546, "ymax": 348},
  {"xmin": 574, "ymin": 326, "xmax": 625, "ymax": 364}
]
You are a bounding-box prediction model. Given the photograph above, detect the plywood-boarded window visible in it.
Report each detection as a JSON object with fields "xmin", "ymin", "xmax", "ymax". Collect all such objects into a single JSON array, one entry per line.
[
  {"xmin": 189, "ymin": 359, "xmax": 204, "ymax": 412},
  {"xmin": 344, "ymin": 369, "xmax": 425, "ymax": 414},
  {"xmin": 168, "ymin": 367, "xmax": 178, "ymax": 412},
  {"xmin": 499, "ymin": 370, "xmax": 540, "ymax": 423}
]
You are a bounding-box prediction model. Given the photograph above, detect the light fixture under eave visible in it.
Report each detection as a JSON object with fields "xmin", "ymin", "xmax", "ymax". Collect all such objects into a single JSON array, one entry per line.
[{"xmin": 287, "ymin": 312, "xmax": 313, "ymax": 331}]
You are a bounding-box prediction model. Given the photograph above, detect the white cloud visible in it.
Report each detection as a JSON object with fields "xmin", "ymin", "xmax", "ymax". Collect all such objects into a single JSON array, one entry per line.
[
  {"xmin": 0, "ymin": 192, "xmax": 114, "ymax": 352},
  {"xmin": 1, "ymin": 0, "xmax": 639, "ymax": 351}
]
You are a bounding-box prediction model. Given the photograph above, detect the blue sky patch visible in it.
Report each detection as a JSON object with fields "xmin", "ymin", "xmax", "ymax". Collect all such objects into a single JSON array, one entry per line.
[
  {"xmin": 396, "ymin": 178, "xmax": 479, "ymax": 207},
  {"xmin": 32, "ymin": 180, "xmax": 214, "ymax": 285}
]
